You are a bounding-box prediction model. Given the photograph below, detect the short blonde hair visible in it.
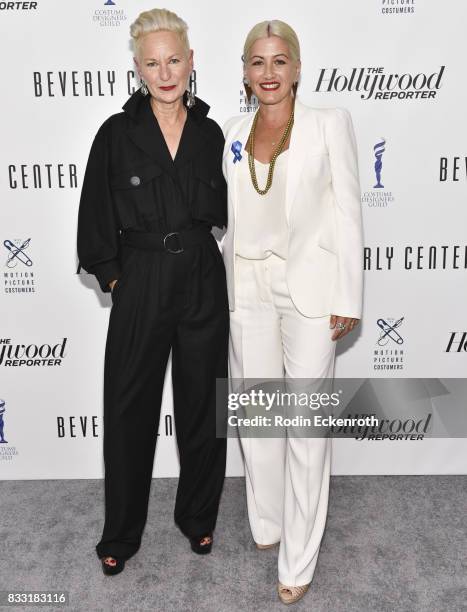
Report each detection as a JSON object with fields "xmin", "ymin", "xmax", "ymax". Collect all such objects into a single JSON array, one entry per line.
[
  {"xmin": 130, "ymin": 8, "xmax": 190, "ymax": 58},
  {"xmin": 242, "ymin": 20, "xmax": 300, "ymax": 64}
]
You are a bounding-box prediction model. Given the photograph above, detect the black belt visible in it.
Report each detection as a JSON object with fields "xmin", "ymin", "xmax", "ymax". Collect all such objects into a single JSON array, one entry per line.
[{"xmin": 120, "ymin": 226, "xmax": 212, "ymax": 254}]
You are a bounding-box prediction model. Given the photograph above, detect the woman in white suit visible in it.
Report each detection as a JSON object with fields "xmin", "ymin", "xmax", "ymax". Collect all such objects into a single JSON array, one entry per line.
[{"xmin": 221, "ymin": 21, "xmax": 363, "ymax": 604}]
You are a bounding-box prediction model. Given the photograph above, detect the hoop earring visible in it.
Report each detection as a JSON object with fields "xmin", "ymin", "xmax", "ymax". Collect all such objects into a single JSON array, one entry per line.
[
  {"xmin": 186, "ymin": 69, "xmax": 197, "ymax": 108},
  {"xmin": 140, "ymin": 77, "xmax": 148, "ymax": 96}
]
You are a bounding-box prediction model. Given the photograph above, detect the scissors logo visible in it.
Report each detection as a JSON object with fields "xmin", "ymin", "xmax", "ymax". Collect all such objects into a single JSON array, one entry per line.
[
  {"xmin": 376, "ymin": 317, "xmax": 404, "ymax": 346},
  {"xmin": 4, "ymin": 239, "xmax": 33, "ymax": 268}
]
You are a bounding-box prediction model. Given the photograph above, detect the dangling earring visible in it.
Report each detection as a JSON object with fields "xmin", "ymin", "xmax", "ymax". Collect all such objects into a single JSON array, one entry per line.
[
  {"xmin": 140, "ymin": 77, "xmax": 148, "ymax": 96},
  {"xmin": 186, "ymin": 69, "xmax": 197, "ymax": 108},
  {"xmin": 292, "ymin": 76, "xmax": 299, "ymax": 97},
  {"xmin": 243, "ymin": 76, "xmax": 253, "ymax": 104}
]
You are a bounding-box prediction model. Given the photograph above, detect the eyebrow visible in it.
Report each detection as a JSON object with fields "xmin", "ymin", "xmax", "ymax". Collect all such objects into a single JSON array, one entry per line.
[
  {"xmin": 143, "ymin": 54, "xmax": 181, "ymax": 61},
  {"xmin": 250, "ymin": 53, "xmax": 289, "ymax": 59}
]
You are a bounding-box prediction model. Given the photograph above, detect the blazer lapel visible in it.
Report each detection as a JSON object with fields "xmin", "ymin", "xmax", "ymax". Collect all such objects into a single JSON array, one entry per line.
[{"xmin": 227, "ymin": 114, "xmax": 255, "ymax": 219}]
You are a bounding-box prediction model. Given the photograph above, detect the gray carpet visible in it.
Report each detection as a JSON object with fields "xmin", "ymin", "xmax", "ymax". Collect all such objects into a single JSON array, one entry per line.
[{"xmin": 0, "ymin": 476, "xmax": 466, "ymax": 612}]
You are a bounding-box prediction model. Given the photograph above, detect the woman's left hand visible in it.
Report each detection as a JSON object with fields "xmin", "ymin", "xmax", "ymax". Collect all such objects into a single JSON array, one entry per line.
[{"xmin": 330, "ymin": 315, "xmax": 360, "ymax": 341}]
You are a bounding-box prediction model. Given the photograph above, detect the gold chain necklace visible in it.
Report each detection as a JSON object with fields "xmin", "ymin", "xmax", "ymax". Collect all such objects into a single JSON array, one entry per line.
[{"xmin": 247, "ymin": 105, "xmax": 294, "ymax": 195}]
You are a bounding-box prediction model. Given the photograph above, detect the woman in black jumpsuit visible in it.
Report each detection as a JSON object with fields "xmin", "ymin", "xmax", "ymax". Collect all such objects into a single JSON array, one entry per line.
[{"xmin": 76, "ymin": 10, "xmax": 229, "ymax": 575}]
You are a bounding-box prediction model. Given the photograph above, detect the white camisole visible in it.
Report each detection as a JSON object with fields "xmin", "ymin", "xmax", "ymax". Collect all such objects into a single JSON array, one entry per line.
[{"xmin": 235, "ymin": 150, "xmax": 289, "ymax": 260}]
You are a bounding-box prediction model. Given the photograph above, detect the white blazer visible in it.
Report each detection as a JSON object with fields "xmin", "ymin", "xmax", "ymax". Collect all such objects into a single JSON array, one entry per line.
[{"xmin": 221, "ymin": 97, "xmax": 364, "ymax": 319}]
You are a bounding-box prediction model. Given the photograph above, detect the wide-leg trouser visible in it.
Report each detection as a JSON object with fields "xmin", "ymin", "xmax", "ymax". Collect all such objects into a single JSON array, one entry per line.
[
  {"xmin": 229, "ymin": 254, "xmax": 336, "ymax": 587},
  {"xmin": 95, "ymin": 235, "xmax": 229, "ymax": 560}
]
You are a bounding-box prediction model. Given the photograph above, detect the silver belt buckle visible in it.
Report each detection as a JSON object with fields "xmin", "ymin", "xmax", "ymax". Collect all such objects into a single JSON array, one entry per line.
[{"xmin": 163, "ymin": 232, "xmax": 184, "ymax": 254}]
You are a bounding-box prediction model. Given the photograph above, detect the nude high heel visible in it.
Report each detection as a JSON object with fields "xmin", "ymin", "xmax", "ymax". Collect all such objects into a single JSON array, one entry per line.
[
  {"xmin": 255, "ymin": 541, "xmax": 280, "ymax": 550},
  {"xmin": 277, "ymin": 581, "xmax": 310, "ymax": 604}
]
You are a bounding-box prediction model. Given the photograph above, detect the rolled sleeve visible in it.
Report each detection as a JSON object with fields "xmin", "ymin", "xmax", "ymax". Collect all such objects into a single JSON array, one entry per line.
[{"xmin": 77, "ymin": 118, "xmax": 121, "ymax": 293}]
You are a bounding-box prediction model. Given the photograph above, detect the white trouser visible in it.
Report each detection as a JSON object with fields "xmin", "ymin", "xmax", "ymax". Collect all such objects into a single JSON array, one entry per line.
[{"xmin": 229, "ymin": 253, "xmax": 337, "ymax": 587}]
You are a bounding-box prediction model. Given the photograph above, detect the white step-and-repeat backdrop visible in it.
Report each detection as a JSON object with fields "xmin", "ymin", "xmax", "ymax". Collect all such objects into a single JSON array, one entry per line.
[{"xmin": 1, "ymin": 0, "xmax": 466, "ymax": 478}]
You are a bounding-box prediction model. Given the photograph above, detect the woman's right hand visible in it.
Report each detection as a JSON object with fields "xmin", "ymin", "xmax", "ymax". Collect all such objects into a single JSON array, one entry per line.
[{"xmin": 109, "ymin": 279, "xmax": 118, "ymax": 291}]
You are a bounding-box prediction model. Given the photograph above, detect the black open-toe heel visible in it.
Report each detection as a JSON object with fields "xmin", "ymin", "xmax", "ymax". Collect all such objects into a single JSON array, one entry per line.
[
  {"xmin": 189, "ymin": 533, "xmax": 213, "ymax": 555},
  {"xmin": 100, "ymin": 555, "xmax": 125, "ymax": 575}
]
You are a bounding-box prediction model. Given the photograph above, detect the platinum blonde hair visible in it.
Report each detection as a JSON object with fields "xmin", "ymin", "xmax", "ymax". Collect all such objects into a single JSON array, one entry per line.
[
  {"xmin": 130, "ymin": 8, "xmax": 190, "ymax": 58},
  {"xmin": 242, "ymin": 20, "xmax": 300, "ymax": 64},
  {"xmin": 242, "ymin": 20, "xmax": 301, "ymax": 102}
]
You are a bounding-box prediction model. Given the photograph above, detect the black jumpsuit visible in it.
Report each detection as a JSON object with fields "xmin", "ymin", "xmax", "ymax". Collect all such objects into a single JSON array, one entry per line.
[{"xmin": 77, "ymin": 90, "xmax": 229, "ymax": 561}]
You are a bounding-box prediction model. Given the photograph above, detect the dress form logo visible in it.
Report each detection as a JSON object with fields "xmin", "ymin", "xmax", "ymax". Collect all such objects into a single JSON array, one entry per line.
[
  {"xmin": 314, "ymin": 66, "xmax": 445, "ymax": 101},
  {"xmin": 373, "ymin": 140, "xmax": 385, "ymax": 189},
  {"xmin": 3, "ymin": 238, "xmax": 36, "ymax": 294},
  {"xmin": 381, "ymin": 0, "xmax": 415, "ymax": 15},
  {"xmin": 93, "ymin": 0, "xmax": 127, "ymax": 27},
  {"xmin": 0, "ymin": 399, "xmax": 18, "ymax": 462},
  {"xmin": 362, "ymin": 138, "xmax": 395, "ymax": 208},
  {"xmin": 373, "ymin": 317, "xmax": 405, "ymax": 371},
  {"xmin": 0, "ymin": 399, "xmax": 8, "ymax": 444}
]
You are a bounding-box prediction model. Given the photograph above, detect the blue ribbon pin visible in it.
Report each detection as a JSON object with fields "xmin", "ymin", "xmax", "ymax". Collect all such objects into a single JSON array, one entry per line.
[{"xmin": 231, "ymin": 140, "xmax": 243, "ymax": 163}]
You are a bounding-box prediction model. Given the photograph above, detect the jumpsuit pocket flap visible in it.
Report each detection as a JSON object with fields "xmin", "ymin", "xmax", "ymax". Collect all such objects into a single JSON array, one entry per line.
[
  {"xmin": 110, "ymin": 163, "xmax": 163, "ymax": 190},
  {"xmin": 196, "ymin": 165, "xmax": 226, "ymax": 192}
]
